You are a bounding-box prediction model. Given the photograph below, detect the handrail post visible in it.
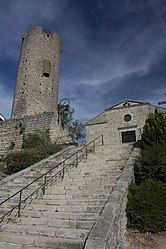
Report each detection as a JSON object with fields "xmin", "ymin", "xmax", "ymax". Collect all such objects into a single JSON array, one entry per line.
[
  {"xmin": 76, "ymin": 152, "xmax": 78, "ymax": 167},
  {"xmin": 43, "ymin": 174, "xmax": 47, "ymax": 195},
  {"xmin": 93, "ymin": 140, "xmax": 95, "ymax": 152},
  {"xmin": 101, "ymin": 134, "xmax": 104, "ymax": 146},
  {"xmin": 62, "ymin": 161, "xmax": 65, "ymax": 179},
  {"xmin": 18, "ymin": 190, "xmax": 22, "ymax": 217},
  {"xmin": 85, "ymin": 145, "xmax": 88, "ymax": 159}
]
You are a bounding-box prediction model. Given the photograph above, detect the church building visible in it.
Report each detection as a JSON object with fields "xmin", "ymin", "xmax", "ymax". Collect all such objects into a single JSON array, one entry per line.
[{"xmin": 86, "ymin": 98, "xmax": 166, "ymax": 145}]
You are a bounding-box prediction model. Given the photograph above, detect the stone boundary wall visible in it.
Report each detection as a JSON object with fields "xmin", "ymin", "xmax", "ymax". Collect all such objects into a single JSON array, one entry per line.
[
  {"xmin": 0, "ymin": 112, "xmax": 69, "ymax": 156},
  {"xmin": 84, "ymin": 148, "xmax": 140, "ymax": 249}
]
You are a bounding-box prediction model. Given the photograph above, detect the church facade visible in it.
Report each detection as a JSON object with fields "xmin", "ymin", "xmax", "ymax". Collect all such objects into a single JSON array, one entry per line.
[{"xmin": 86, "ymin": 99, "xmax": 166, "ymax": 145}]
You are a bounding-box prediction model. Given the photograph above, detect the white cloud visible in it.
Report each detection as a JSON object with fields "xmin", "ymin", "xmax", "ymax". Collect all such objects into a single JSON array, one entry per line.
[{"xmin": 0, "ymin": 0, "xmax": 68, "ymax": 59}]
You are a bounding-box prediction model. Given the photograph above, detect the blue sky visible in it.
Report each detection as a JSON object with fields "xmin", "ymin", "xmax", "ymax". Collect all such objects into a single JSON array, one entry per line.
[{"xmin": 0, "ymin": 0, "xmax": 166, "ymax": 122}]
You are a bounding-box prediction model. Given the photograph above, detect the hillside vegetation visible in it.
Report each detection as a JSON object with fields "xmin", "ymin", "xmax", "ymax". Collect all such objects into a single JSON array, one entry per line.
[
  {"xmin": 126, "ymin": 110, "xmax": 166, "ymax": 233},
  {"xmin": 0, "ymin": 131, "xmax": 62, "ymax": 175}
]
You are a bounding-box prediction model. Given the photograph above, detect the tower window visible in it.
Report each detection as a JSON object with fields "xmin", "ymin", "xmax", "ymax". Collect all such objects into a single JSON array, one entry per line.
[{"xmin": 42, "ymin": 59, "xmax": 51, "ymax": 78}]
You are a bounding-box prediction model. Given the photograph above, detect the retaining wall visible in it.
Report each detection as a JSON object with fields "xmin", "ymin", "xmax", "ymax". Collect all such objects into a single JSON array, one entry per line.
[{"xmin": 0, "ymin": 112, "xmax": 70, "ymax": 156}]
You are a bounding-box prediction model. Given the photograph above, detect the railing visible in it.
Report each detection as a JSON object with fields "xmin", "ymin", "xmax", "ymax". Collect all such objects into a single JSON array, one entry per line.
[{"xmin": 0, "ymin": 134, "xmax": 104, "ymax": 225}]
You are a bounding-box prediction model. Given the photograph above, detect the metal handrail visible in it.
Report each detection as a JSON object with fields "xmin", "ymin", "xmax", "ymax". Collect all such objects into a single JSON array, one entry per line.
[{"xmin": 0, "ymin": 134, "xmax": 104, "ymax": 224}]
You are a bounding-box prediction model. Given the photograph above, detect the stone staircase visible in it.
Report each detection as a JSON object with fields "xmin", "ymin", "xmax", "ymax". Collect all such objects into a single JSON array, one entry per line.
[
  {"xmin": 0, "ymin": 143, "xmax": 133, "ymax": 249},
  {"xmin": 0, "ymin": 145, "xmax": 79, "ymax": 215}
]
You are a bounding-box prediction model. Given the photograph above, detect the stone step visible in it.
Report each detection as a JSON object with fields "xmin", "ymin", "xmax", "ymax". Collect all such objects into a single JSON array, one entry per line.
[
  {"xmin": 0, "ymin": 232, "xmax": 37, "ymax": 246},
  {"xmin": 32, "ymin": 197, "xmax": 106, "ymax": 207},
  {"xmin": 44, "ymin": 193, "xmax": 108, "ymax": 201},
  {"xmin": 0, "ymin": 242, "xmax": 22, "ymax": 249},
  {"xmin": 44, "ymin": 192, "xmax": 109, "ymax": 201},
  {"xmin": 2, "ymin": 218, "xmax": 94, "ymax": 232},
  {"xmin": 35, "ymin": 237, "xmax": 84, "ymax": 248},
  {"xmin": 60, "ymin": 178, "xmax": 118, "ymax": 185},
  {"xmin": 68, "ymin": 172, "xmax": 120, "ymax": 178},
  {"xmin": 66, "ymin": 171, "xmax": 119, "ymax": 178},
  {"xmin": 79, "ymin": 168, "xmax": 121, "ymax": 173},
  {"xmin": 46, "ymin": 184, "xmax": 115, "ymax": 195},
  {"xmin": 0, "ymin": 232, "xmax": 85, "ymax": 248},
  {"xmin": 20, "ymin": 210, "xmax": 99, "ymax": 221},
  {"xmin": 67, "ymin": 176, "xmax": 118, "ymax": 182},
  {"xmin": 22, "ymin": 202, "xmax": 103, "ymax": 214}
]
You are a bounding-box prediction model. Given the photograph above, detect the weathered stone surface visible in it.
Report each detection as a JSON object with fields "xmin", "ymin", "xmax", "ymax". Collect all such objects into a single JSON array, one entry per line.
[
  {"xmin": 84, "ymin": 148, "xmax": 140, "ymax": 249},
  {"xmin": 0, "ymin": 112, "xmax": 71, "ymax": 155},
  {"xmin": 86, "ymin": 99, "xmax": 166, "ymax": 146},
  {"xmin": 0, "ymin": 143, "xmax": 131, "ymax": 248},
  {"xmin": 12, "ymin": 26, "xmax": 60, "ymax": 119}
]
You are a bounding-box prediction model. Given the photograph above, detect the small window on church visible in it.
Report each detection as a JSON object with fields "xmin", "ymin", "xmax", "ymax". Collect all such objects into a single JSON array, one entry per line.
[
  {"xmin": 122, "ymin": 131, "xmax": 136, "ymax": 143},
  {"xmin": 124, "ymin": 114, "xmax": 132, "ymax": 122},
  {"xmin": 42, "ymin": 59, "xmax": 51, "ymax": 78}
]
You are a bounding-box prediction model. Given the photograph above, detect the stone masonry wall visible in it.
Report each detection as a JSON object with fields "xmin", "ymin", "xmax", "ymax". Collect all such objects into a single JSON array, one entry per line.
[
  {"xmin": 0, "ymin": 112, "xmax": 70, "ymax": 156},
  {"xmin": 86, "ymin": 104, "xmax": 166, "ymax": 145}
]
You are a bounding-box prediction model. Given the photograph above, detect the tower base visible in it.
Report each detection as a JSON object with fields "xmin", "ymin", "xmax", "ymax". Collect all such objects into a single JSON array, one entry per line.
[{"xmin": 0, "ymin": 112, "xmax": 72, "ymax": 156}]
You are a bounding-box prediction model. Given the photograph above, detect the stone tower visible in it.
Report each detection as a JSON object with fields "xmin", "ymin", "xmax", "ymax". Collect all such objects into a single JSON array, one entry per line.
[{"xmin": 11, "ymin": 26, "xmax": 61, "ymax": 119}]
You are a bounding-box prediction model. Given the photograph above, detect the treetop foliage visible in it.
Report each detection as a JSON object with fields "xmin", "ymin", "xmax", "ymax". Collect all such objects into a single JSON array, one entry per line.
[
  {"xmin": 58, "ymin": 103, "xmax": 85, "ymax": 141},
  {"xmin": 141, "ymin": 109, "xmax": 166, "ymax": 149}
]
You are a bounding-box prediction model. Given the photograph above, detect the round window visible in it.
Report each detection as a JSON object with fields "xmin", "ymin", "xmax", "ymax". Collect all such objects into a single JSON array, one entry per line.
[{"xmin": 124, "ymin": 114, "xmax": 132, "ymax": 122}]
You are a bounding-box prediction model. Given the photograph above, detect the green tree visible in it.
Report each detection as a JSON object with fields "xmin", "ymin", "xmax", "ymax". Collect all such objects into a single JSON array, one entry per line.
[
  {"xmin": 134, "ymin": 143, "xmax": 166, "ymax": 184},
  {"xmin": 141, "ymin": 109, "xmax": 166, "ymax": 149},
  {"xmin": 58, "ymin": 103, "xmax": 85, "ymax": 141},
  {"xmin": 134, "ymin": 110, "xmax": 166, "ymax": 184},
  {"xmin": 69, "ymin": 120, "xmax": 85, "ymax": 141},
  {"xmin": 57, "ymin": 104, "xmax": 74, "ymax": 127}
]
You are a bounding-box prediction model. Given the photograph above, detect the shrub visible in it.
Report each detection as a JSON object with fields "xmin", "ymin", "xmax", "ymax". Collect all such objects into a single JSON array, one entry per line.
[
  {"xmin": 126, "ymin": 179, "xmax": 166, "ymax": 233},
  {"xmin": 3, "ymin": 131, "xmax": 62, "ymax": 175},
  {"xmin": 134, "ymin": 142, "xmax": 166, "ymax": 184},
  {"xmin": 126, "ymin": 110, "xmax": 166, "ymax": 233},
  {"xmin": 4, "ymin": 143, "xmax": 62, "ymax": 175},
  {"xmin": 22, "ymin": 131, "xmax": 51, "ymax": 149}
]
